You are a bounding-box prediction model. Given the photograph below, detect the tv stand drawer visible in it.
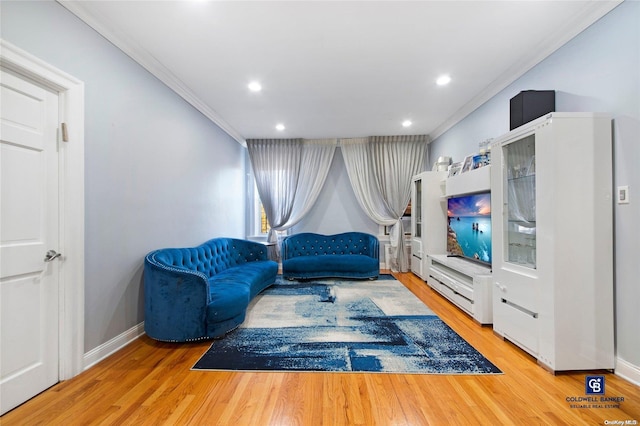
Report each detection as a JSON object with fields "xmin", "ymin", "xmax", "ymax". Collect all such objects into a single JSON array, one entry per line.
[
  {"xmin": 427, "ymin": 254, "xmax": 493, "ymax": 324},
  {"xmin": 430, "ymin": 267, "xmax": 473, "ymax": 300}
]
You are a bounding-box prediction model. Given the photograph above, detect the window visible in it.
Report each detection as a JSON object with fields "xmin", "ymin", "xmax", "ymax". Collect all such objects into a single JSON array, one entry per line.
[
  {"xmin": 382, "ymin": 204, "xmax": 412, "ymax": 235},
  {"xmin": 252, "ymin": 183, "xmax": 270, "ymax": 237},
  {"xmin": 259, "ymin": 203, "xmax": 270, "ymax": 235}
]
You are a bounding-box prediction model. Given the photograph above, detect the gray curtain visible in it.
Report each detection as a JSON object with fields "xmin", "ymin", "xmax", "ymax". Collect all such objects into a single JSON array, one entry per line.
[
  {"xmin": 341, "ymin": 135, "xmax": 428, "ymax": 272},
  {"xmin": 247, "ymin": 138, "xmax": 337, "ymax": 246}
]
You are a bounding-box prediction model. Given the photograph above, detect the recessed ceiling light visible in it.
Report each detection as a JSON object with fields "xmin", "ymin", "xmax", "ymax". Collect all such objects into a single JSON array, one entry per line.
[
  {"xmin": 248, "ymin": 81, "xmax": 262, "ymax": 92},
  {"xmin": 402, "ymin": 120, "xmax": 412, "ymax": 127},
  {"xmin": 275, "ymin": 123, "xmax": 285, "ymax": 131},
  {"xmin": 436, "ymin": 75, "xmax": 451, "ymax": 86}
]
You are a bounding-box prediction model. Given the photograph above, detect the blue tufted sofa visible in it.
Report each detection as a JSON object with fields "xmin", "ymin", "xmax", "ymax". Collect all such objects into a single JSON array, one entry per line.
[
  {"xmin": 144, "ymin": 238, "xmax": 278, "ymax": 342},
  {"xmin": 282, "ymin": 232, "xmax": 380, "ymax": 280}
]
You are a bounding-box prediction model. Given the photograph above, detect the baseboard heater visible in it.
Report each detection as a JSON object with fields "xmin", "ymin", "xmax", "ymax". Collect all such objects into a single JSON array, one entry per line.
[{"xmin": 501, "ymin": 298, "xmax": 538, "ymax": 319}]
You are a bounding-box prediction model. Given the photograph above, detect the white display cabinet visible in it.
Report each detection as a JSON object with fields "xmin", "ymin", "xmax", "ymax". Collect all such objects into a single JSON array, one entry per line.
[
  {"xmin": 491, "ymin": 112, "xmax": 614, "ymax": 372},
  {"xmin": 410, "ymin": 171, "xmax": 447, "ymax": 280}
]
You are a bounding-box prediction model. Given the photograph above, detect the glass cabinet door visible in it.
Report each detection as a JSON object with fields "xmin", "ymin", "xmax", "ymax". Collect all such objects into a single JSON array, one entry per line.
[
  {"xmin": 504, "ymin": 134, "xmax": 536, "ymax": 268},
  {"xmin": 414, "ymin": 179, "xmax": 422, "ymax": 238}
]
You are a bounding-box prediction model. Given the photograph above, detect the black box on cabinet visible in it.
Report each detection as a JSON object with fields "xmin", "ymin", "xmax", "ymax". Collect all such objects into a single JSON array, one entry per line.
[{"xmin": 510, "ymin": 90, "xmax": 555, "ymax": 130}]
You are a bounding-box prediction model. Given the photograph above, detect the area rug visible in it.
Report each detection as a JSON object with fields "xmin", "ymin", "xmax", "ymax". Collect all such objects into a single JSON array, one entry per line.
[{"xmin": 192, "ymin": 275, "xmax": 501, "ymax": 374}]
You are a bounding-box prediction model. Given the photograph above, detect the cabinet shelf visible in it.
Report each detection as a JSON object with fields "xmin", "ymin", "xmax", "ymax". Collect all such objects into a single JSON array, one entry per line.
[
  {"xmin": 445, "ymin": 166, "xmax": 491, "ymax": 197},
  {"xmin": 507, "ymin": 174, "xmax": 535, "ymax": 183}
]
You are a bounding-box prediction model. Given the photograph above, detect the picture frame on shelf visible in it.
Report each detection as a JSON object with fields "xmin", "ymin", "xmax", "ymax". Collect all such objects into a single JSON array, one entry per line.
[
  {"xmin": 472, "ymin": 153, "xmax": 490, "ymax": 169},
  {"xmin": 448, "ymin": 162, "xmax": 462, "ymax": 177},
  {"xmin": 461, "ymin": 155, "xmax": 473, "ymax": 173}
]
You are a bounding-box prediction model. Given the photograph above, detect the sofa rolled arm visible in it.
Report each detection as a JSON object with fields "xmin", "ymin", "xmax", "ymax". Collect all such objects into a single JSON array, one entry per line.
[
  {"xmin": 367, "ymin": 235, "xmax": 380, "ymax": 261},
  {"xmin": 144, "ymin": 251, "xmax": 210, "ymax": 342}
]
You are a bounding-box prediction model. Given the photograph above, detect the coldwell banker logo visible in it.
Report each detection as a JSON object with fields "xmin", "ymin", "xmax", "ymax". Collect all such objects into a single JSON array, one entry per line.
[
  {"xmin": 567, "ymin": 375, "xmax": 628, "ymax": 412},
  {"xmin": 586, "ymin": 375, "xmax": 605, "ymax": 395}
]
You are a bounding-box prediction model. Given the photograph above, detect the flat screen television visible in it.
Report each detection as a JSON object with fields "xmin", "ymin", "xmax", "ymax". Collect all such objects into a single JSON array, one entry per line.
[{"xmin": 447, "ymin": 192, "xmax": 492, "ymax": 266}]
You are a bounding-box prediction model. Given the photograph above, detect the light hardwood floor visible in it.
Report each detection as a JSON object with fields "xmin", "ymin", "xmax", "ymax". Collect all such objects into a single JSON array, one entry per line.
[{"xmin": 2, "ymin": 271, "xmax": 639, "ymax": 425}]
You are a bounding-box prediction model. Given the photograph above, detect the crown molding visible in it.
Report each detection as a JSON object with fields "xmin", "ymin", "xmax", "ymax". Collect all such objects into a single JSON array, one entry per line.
[
  {"xmin": 429, "ymin": 0, "xmax": 622, "ymax": 142},
  {"xmin": 57, "ymin": 0, "xmax": 247, "ymax": 147},
  {"xmin": 57, "ymin": 0, "xmax": 620, "ymax": 146}
]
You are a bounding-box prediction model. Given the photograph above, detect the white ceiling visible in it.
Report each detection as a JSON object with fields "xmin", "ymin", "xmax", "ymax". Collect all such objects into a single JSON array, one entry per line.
[{"xmin": 59, "ymin": 1, "xmax": 621, "ymax": 144}]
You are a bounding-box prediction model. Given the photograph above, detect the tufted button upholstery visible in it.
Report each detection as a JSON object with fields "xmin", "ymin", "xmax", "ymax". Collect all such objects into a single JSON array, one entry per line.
[
  {"xmin": 144, "ymin": 238, "xmax": 277, "ymax": 342},
  {"xmin": 284, "ymin": 233, "xmax": 374, "ymax": 258},
  {"xmin": 281, "ymin": 232, "xmax": 379, "ymax": 280},
  {"xmin": 153, "ymin": 238, "xmax": 268, "ymax": 278}
]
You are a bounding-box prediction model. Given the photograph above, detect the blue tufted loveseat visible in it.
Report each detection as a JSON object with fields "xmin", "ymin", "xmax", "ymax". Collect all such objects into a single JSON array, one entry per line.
[
  {"xmin": 144, "ymin": 238, "xmax": 278, "ymax": 342},
  {"xmin": 281, "ymin": 232, "xmax": 380, "ymax": 280}
]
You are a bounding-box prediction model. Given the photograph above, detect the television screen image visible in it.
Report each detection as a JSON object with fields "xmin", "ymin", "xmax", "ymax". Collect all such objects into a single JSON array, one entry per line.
[{"xmin": 447, "ymin": 192, "xmax": 492, "ymax": 265}]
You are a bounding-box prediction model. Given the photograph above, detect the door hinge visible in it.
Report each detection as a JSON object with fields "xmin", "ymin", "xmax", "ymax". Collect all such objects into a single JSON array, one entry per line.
[{"xmin": 61, "ymin": 122, "xmax": 69, "ymax": 142}]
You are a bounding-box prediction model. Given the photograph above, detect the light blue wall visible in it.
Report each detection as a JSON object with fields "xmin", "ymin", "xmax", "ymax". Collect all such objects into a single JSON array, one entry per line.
[
  {"xmin": 2, "ymin": 1, "xmax": 246, "ymax": 352},
  {"xmin": 430, "ymin": 1, "xmax": 640, "ymax": 371},
  {"xmin": 292, "ymin": 149, "xmax": 379, "ymax": 236}
]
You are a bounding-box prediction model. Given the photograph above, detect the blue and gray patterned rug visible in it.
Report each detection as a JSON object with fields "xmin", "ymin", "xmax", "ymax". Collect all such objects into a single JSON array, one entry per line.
[{"xmin": 193, "ymin": 275, "xmax": 501, "ymax": 374}]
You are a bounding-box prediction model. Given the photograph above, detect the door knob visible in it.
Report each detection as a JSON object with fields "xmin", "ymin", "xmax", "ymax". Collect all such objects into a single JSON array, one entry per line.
[{"xmin": 44, "ymin": 250, "xmax": 62, "ymax": 262}]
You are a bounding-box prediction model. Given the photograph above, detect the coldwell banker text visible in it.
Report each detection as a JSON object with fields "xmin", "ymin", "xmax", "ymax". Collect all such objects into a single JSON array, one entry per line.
[{"xmin": 566, "ymin": 396, "xmax": 625, "ymax": 409}]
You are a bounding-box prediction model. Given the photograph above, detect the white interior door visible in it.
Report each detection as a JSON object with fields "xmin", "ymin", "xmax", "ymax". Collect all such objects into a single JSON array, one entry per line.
[{"xmin": 0, "ymin": 70, "xmax": 60, "ymax": 415}]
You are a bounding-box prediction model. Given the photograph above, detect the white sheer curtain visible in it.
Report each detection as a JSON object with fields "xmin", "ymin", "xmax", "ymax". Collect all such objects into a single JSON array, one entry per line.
[
  {"xmin": 289, "ymin": 139, "xmax": 338, "ymax": 223},
  {"xmin": 341, "ymin": 135, "xmax": 428, "ymax": 272},
  {"xmin": 247, "ymin": 138, "xmax": 337, "ymax": 245}
]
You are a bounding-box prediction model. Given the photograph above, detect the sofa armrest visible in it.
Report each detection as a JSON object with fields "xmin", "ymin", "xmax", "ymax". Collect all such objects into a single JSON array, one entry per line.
[
  {"xmin": 281, "ymin": 237, "xmax": 293, "ymax": 261},
  {"xmin": 366, "ymin": 235, "xmax": 380, "ymax": 261},
  {"xmin": 144, "ymin": 252, "xmax": 210, "ymax": 342}
]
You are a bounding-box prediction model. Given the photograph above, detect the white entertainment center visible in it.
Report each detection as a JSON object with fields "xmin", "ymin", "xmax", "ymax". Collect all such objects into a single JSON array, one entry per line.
[
  {"xmin": 411, "ymin": 166, "xmax": 494, "ymax": 325},
  {"xmin": 413, "ymin": 112, "xmax": 615, "ymax": 373}
]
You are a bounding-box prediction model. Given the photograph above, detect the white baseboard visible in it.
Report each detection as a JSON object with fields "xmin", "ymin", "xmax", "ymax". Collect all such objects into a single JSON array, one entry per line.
[
  {"xmin": 615, "ymin": 357, "xmax": 640, "ymax": 386},
  {"xmin": 83, "ymin": 322, "xmax": 145, "ymax": 371}
]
